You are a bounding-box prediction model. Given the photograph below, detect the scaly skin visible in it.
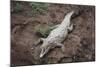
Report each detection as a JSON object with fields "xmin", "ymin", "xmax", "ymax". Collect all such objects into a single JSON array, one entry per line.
[{"xmin": 39, "ymin": 11, "xmax": 74, "ymax": 58}]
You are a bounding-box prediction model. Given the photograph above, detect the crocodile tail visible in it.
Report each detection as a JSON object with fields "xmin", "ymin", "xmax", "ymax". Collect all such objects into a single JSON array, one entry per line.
[
  {"xmin": 65, "ymin": 11, "xmax": 74, "ymax": 19},
  {"xmin": 61, "ymin": 11, "xmax": 74, "ymax": 25}
]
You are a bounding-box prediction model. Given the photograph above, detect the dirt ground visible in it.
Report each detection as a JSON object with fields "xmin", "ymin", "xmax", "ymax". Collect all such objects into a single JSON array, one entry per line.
[{"xmin": 11, "ymin": 1, "xmax": 95, "ymax": 66}]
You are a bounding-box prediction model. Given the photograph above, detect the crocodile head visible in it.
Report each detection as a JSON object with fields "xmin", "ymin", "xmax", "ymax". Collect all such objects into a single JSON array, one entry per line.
[{"xmin": 40, "ymin": 39, "xmax": 55, "ymax": 58}]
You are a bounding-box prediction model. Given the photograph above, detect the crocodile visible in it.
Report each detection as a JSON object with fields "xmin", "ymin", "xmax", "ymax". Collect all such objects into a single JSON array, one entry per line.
[{"xmin": 37, "ymin": 11, "xmax": 74, "ymax": 58}]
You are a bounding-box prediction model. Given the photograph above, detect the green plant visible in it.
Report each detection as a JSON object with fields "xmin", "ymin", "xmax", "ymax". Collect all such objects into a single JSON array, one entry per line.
[
  {"xmin": 30, "ymin": 2, "xmax": 48, "ymax": 15},
  {"xmin": 13, "ymin": 3, "xmax": 23, "ymax": 13},
  {"xmin": 35, "ymin": 24, "xmax": 53, "ymax": 38}
]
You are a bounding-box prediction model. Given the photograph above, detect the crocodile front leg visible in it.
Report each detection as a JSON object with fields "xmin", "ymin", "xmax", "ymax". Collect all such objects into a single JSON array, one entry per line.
[
  {"xmin": 55, "ymin": 42, "xmax": 65, "ymax": 52},
  {"xmin": 35, "ymin": 38, "xmax": 45, "ymax": 45}
]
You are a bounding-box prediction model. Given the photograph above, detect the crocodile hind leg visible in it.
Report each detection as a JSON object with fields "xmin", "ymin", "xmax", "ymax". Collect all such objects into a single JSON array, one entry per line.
[
  {"xmin": 50, "ymin": 24, "xmax": 60, "ymax": 29},
  {"xmin": 68, "ymin": 24, "xmax": 73, "ymax": 32}
]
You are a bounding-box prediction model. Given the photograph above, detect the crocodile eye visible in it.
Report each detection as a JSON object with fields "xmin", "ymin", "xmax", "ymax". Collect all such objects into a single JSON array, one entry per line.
[
  {"xmin": 49, "ymin": 41, "xmax": 53, "ymax": 44},
  {"xmin": 49, "ymin": 42, "xmax": 52, "ymax": 44}
]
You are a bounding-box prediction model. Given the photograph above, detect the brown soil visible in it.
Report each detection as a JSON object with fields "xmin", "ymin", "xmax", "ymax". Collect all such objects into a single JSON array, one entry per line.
[{"xmin": 11, "ymin": 1, "xmax": 95, "ymax": 66}]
